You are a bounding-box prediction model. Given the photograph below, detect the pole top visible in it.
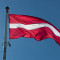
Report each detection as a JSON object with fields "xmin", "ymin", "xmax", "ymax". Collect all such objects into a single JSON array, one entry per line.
[{"xmin": 5, "ymin": 6, "xmax": 9, "ymax": 13}]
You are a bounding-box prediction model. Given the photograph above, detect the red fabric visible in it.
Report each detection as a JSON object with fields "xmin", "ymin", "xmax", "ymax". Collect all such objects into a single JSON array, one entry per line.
[{"xmin": 9, "ymin": 14, "xmax": 60, "ymax": 45}]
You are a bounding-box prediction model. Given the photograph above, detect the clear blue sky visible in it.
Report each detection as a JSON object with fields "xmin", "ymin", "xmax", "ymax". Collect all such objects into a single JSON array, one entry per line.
[{"xmin": 0, "ymin": 0, "xmax": 60, "ymax": 60}]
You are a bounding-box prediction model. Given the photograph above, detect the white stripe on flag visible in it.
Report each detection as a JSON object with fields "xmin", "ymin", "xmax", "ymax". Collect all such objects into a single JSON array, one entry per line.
[{"xmin": 9, "ymin": 23, "xmax": 60, "ymax": 37}]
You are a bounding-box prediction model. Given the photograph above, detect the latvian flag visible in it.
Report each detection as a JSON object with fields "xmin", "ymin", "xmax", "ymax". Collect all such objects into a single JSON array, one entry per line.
[{"xmin": 9, "ymin": 14, "xmax": 60, "ymax": 45}]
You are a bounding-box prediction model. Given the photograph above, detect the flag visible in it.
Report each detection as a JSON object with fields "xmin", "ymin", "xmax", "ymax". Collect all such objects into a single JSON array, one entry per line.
[{"xmin": 9, "ymin": 14, "xmax": 60, "ymax": 45}]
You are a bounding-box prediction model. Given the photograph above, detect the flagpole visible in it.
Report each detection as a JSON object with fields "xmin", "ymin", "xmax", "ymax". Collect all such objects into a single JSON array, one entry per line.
[{"xmin": 3, "ymin": 6, "xmax": 9, "ymax": 60}]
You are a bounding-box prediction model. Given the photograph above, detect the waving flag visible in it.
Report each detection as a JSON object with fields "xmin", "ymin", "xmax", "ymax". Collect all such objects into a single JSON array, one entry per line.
[{"xmin": 9, "ymin": 14, "xmax": 60, "ymax": 45}]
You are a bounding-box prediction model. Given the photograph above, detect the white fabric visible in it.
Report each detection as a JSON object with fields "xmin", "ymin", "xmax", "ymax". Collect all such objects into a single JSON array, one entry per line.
[{"xmin": 9, "ymin": 23, "xmax": 60, "ymax": 37}]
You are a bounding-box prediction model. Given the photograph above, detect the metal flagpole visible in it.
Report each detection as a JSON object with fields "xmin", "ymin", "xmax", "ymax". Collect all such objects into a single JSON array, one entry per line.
[{"xmin": 3, "ymin": 6, "xmax": 9, "ymax": 60}]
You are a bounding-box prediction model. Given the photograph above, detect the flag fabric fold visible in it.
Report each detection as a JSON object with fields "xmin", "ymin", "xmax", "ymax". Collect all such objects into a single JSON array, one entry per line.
[{"xmin": 9, "ymin": 14, "xmax": 60, "ymax": 45}]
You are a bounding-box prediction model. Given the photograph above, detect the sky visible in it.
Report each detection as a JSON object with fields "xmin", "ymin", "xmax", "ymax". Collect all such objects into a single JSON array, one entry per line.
[{"xmin": 0, "ymin": 0, "xmax": 60, "ymax": 60}]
